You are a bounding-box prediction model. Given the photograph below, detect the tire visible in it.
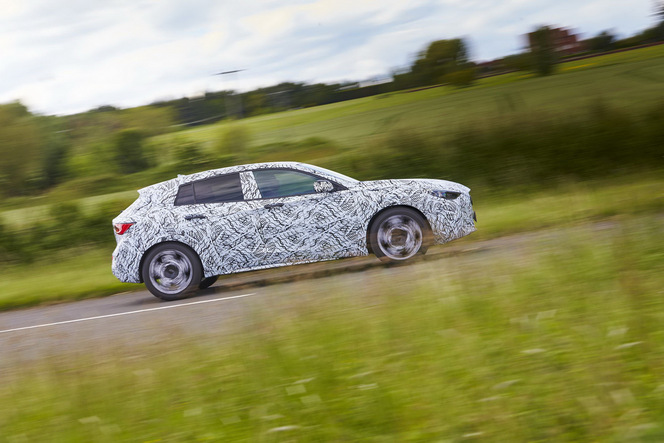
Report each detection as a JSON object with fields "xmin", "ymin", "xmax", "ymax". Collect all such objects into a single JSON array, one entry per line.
[
  {"xmin": 142, "ymin": 242, "xmax": 202, "ymax": 301},
  {"xmin": 199, "ymin": 275, "xmax": 218, "ymax": 290},
  {"xmin": 369, "ymin": 207, "xmax": 430, "ymax": 263}
]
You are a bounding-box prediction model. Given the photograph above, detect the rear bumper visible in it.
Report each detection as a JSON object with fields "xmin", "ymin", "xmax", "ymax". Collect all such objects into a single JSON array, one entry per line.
[{"xmin": 112, "ymin": 242, "xmax": 142, "ymax": 283}]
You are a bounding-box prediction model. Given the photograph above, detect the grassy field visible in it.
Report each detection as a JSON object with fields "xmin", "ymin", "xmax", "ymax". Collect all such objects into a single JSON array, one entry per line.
[
  {"xmin": 0, "ymin": 173, "xmax": 661, "ymax": 311},
  {"xmin": 2, "ymin": 214, "xmax": 662, "ymax": 441}
]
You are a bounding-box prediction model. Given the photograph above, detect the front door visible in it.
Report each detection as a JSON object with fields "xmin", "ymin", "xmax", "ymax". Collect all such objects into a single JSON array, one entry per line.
[{"xmin": 249, "ymin": 169, "xmax": 366, "ymax": 266}]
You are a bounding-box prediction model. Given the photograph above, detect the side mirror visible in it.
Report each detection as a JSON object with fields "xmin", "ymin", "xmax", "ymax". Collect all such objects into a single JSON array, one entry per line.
[{"xmin": 314, "ymin": 180, "xmax": 334, "ymax": 193}]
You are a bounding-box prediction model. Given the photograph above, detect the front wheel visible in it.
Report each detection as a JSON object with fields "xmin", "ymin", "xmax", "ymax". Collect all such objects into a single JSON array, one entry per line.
[
  {"xmin": 142, "ymin": 243, "xmax": 202, "ymax": 301},
  {"xmin": 369, "ymin": 207, "xmax": 430, "ymax": 262}
]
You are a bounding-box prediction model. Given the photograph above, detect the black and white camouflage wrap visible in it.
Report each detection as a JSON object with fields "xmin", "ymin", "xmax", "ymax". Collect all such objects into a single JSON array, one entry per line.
[{"xmin": 112, "ymin": 162, "xmax": 476, "ymax": 283}]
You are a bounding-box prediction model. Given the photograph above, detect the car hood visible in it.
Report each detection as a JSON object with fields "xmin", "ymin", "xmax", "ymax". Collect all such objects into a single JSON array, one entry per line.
[{"xmin": 352, "ymin": 178, "xmax": 470, "ymax": 193}]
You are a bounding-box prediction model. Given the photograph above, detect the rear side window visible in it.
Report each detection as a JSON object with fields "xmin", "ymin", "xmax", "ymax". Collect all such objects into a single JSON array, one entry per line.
[
  {"xmin": 175, "ymin": 173, "xmax": 243, "ymax": 205},
  {"xmin": 175, "ymin": 183, "xmax": 195, "ymax": 205}
]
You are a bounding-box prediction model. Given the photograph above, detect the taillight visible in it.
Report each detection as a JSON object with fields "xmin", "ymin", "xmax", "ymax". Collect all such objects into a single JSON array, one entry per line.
[{"xmin": 113, "ymin": 223, "xmax": 135, "ymax": 235}]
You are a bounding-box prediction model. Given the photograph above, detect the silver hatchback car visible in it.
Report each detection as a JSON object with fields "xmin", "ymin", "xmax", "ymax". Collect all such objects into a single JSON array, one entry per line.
[{"xmin": 112, "ymin": 162, "xmax": 476, "ymax": 300}]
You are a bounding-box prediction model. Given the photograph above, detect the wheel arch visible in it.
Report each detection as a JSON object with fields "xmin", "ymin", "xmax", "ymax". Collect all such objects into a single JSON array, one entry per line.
[
  {"xmin": 365, "ymin": 205, "xmax": 432, "ymax": 255},
  {"xmin": 138, "ymin": 240, "xmax": 203, "ymax": 284}
]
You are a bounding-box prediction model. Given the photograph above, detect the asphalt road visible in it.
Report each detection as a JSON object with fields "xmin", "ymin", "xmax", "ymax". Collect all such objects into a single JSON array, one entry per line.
[{"xmin": 0, "ymin": 226, "xmax": 599, "ymax": 367}]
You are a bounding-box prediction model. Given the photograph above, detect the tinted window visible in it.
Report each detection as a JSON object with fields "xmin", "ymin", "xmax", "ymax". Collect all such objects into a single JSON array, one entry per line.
[
  {"xmin": 195, "ymin": 174, "xmax": 243, "ymax": 203},
  {"xmin": 174, "ymin": 183, "xmax": 195, "ymax": 206},
  {"xmin": 174, "ymin": 173, "xmax": 243, "ymax": 205},
  {"xmin": 254, "ymin": 169, "xmax": 319, "ymax": 198}
]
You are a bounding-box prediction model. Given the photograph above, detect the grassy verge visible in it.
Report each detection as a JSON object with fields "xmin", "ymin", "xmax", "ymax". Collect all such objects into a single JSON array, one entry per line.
[
  {"xmin": 1, "ymin": 215, "xmax": 662, "ymax": 441},
  {"xmin": 472, "ymin": 174, "xmax": 664, "ymax": 239},
  {"xmin": 0, "ymin": 174, "xmax": 661, "ymax": 311},
  {"xmin": 0, "ymin": 248, "xmax": 135, "ymax": 311}
]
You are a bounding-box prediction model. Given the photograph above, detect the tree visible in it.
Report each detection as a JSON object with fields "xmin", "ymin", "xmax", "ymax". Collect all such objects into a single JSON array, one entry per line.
[
  {"xmin": 37, "ymin": 116, "xmax": 70, "ymax": 189},
  {"xmin": 443, "ymin": 68, "xmax": 476, "ymax": 87},
  {"xmin": 529, "ymin": 26, "xmax": 557, "ymax": 76},
  {"xmin": 654, "ymin": 1, "xmax": 664, "ymax": 41},
  {"xmin": 113, "ymin": 129, "xmax": 148, "ymax": 174},
  {"xmin": 587, "ymin": 30, "xmax": 616, "ymax": 52},
  {"xmin": 410, "ymin": 38, "xmax": 473, "ymax": 86},
  {"xmin": 0, "ymin": 102, "xmax": 42, "ymax": 196},
  {"xmin": 244, "ymin": 91, "xmax": 267, "ymax": 116}
]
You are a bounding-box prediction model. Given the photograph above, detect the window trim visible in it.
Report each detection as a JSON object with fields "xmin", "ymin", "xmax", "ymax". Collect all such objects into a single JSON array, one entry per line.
[{"xmin": 249, "ymin": 168, "xmax": 347, "ymax": 200}]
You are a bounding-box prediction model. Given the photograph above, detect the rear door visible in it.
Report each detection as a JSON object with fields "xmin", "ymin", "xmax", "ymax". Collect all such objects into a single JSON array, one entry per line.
[{"xmin": 173, "ymin": 172, "xmax": 265, "ymax": 275}]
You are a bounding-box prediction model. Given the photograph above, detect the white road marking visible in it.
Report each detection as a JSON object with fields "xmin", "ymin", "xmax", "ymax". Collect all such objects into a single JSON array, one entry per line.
[{"xmin": 0, "ymin": 293, "xmax": 256, "ymax": 334}]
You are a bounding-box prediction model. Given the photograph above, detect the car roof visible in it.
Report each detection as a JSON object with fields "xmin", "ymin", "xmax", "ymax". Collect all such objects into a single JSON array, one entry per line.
[{"xmin": 138, "ymin": 161, "xmax": 355, "ymax": 195}]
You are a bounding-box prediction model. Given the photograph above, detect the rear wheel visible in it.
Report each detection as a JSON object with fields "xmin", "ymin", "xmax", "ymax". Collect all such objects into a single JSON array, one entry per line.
[
  {"xmin": 369, "ymin": 207, "xmax": 430, "ymax": 262},
  {"xmin": 142, "ymin": 243, "xmax": 202, "ymax": 301}
]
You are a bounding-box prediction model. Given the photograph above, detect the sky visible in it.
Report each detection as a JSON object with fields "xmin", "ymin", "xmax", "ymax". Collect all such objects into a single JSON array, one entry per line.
[{"xmin": 0, "ymin": 0, "xmax": 659, "ymax": 115}]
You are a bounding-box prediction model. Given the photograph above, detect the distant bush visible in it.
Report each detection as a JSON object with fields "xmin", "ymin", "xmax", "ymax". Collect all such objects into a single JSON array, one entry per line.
[
  {"xmin": 443, "ymin": 68, "xmax": 476, "ymax": 87},
  {"xmin": 328, "ymin": 128, "xmax": 448, "ymax": 181},
  {"xmin": 113, "ymin": 129, "xmax": 149, "ymax": 174},
  {"xmin": 174, "ymin": 140, "xmax": 202, "ymax": 163},
  {"xmin": 329, "ymin": 101, "xmax": 663, "ymax": 187},
  {"xmin": 0, "ymin": 199, "xmax": 129, "ymax": 265},
  {"xmin": 215, "ymin": 125, "xmax": 252, "ymax": 163},
  {"xmin": 448, "ymin": 100, "xmax": 664, "ymax": 187},
  {"xmin": 251, "ymin": 137, "xmax": 341, "ymax": 163}
]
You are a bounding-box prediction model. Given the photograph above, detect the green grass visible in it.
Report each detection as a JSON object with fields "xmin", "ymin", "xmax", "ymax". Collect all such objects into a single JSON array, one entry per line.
[
  {"xmin": 0, "ymin": 248, "xmax": 136, "ymax": 310},
  {"xmin": 2, "ymin": 215, "xmax": 662, "ymax": 441},
  {"xmin": 472, "ymin": 174, "xmax": 664, "ymax": 239},
  {"xmin": 1, "ymin": 174, "xmax": 661, "ymax": 311}
]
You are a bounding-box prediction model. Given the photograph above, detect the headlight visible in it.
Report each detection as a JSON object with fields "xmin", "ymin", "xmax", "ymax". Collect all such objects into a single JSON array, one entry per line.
[{"xmin": 430, "ymin": 190, "xmax": 460, "ymax": 200}]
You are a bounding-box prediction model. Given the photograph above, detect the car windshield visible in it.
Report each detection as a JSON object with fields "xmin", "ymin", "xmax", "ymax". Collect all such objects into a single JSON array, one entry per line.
[{"xmin": 303, "ymin": 164, "xmax": 359, "ymax": 185}]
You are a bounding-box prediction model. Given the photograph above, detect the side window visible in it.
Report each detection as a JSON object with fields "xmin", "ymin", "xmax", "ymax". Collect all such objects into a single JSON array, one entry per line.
[
  {"xmin": 174, "ymin": 173, "xmax": 243, "ymax": 205},
  {"xmin": 175, "ymin": 183, "xmax": 195, "ymax": 205},
  {"xmin": 254, "ymin": 169, "xmax": 319, "ymax": 199}
]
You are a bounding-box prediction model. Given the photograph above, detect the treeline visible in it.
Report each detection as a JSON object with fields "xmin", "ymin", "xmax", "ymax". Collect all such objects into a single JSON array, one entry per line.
[
  {"xmin": 150, "ymin": 82, "xmax": 386, "ymax": 125},
  {"xmin": 491, "ymin": 14, "xmax": 664, "ymax": 75},
  {"xmin": 154, "ymin": 38, "xmax": 478, "ymax": 124},
  {"xmin": 0, "ymin": 102, "xmax": 176, "ymax": 197}
]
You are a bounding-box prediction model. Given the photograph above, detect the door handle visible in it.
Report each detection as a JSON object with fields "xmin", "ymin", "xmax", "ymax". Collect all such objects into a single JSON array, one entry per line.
[
  {"xmin": 264, "ymin": 202, "xmax": 284, "ymax": 209},
  {"xmin": 184, "ymin": 214, "xmax": 207, "ymax": 220}
]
